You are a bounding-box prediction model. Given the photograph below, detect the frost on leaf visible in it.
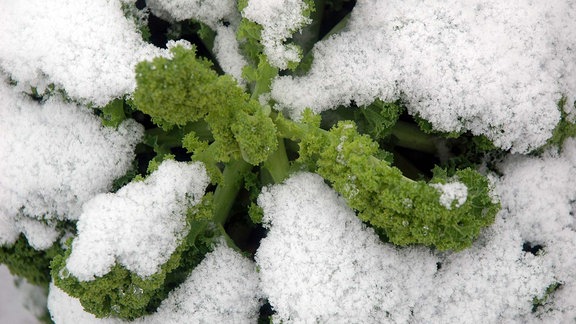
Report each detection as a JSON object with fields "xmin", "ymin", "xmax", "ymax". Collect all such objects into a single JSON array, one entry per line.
[
  {"xmin": 48, "ymin": 245, "xmax": 261, "ymax": 324},
  {"xmin": 256, "ymin": 172, "xmax": 564, "ymax": 322},
  {"xmin": 242, "ymin": 0, "xmax": 312, "ymax": 69},
  {"xmin": 0, "ymin": 81, "xmax": 143, "ymax": 250},
  {"xmin": 65, "ymin": 160, "xmax": 210, "ymax": 281},
  {"xmin": 0, "ymin": 0, "xmax": 163, "ymax": 105},
  {"xmin": 256, "ymin": 172, "xmax": 438, "ymax": 323},
  {"xmin": 272, "ymin": 0, "xmax": 576, "ymax": 153},
  {"xmin": 430, "ymin": 181, "xmax": 468, "ymax": 210}
]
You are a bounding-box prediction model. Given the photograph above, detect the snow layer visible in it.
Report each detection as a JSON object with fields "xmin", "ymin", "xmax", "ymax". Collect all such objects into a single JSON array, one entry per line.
[
  {"xmin": 65, "ymin": 160, "xmax": 209, "ymax": 281},
  {"xmin": 430, "ymin": 181, "xmax": 468, "ymax": 210},
  {"xmin": 146, "ymin": 0, "xmax": 238, "ymax": 28},
  {"xmin": 495, "ymin": 138, "xmax": 576, "ymax": 322},
  {"xmin": 243, "ymin": 0, "xmax": 312, "ymax": 69},
  {"xmin": 272, "ymin": 0, "xmax": 576, "ymax": 153},
  {"xmin": 0, "ymin": 81, "xmax": 143, "ymax": 250},
  {"xmin": 256, "ymin": 172, "xmax": 569, "ymax": 323},
  {"xmin": 0, "ymin": 0, "xmax": 162, "ymax": 106},
  {"xmin": 256, "ymin": 172, "xmax": 438, "ymax": 323},
  {"xmin": 49, "ymin": 244, "xmax": 261, "ymax": 323},
  {"xmin": 146, "ymin": 0, "xmax": 247, "ymax": 83}
]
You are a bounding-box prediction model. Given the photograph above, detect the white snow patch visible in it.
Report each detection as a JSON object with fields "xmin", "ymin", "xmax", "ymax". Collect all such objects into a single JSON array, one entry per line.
[
  {"xmin": 0, "ymin": 81, "xmax": 143, "ymax": 250},
  {"xmin": 256, "ymin": 172, "xmax": 438, "ymax": 323},
  {"xmin": 430, "ymin": 181, "xmax": 468, "ymax": 210},
  {"xmin": 256, "ymin": 171, "xmax": 565, "ymax": 322},
  {"xmin": 242, "ymin": 0, "xmax": 312, "ymax": 69},
  {"xmin": 48, "ymin": 244, "xmax": 261, "ymax": 323},
  {"xmin": 0, "ymin": 0, "xmax": 163, "ymax": 106},
  {"xmin": 213, "ymin": 25, "xmax": 249, "ymax": 84},
  {"xmin": 65, "ymin": 160, "xmax": 209, "ymax": 281},
  {"xmin": 146, "ymin": 0, "xmax": 238, "ymax": 28},
  {"xmin": 271, "ymin": 0, "xmax": 576, "ymax": 153}
]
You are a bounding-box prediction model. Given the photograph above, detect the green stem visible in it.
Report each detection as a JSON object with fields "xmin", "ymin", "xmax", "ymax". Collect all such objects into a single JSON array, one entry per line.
[
  {"xmin": 212, "ymin": 159, "xmax": 252, "ymax": 225},
  {"xmin": 263, "ymin": 138, "xmax": 290, "ymax": 183},
  {"xmin": 391, "ymin": 121, "xmax": 437, "ymax": 154}
]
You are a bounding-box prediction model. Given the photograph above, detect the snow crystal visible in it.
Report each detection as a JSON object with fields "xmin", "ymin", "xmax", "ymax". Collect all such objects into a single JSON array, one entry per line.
[
  {"xmin": 256, "ymin": 172, "xmax": 438, "ymax": 323},
  {"xmin": 146, "ymin": 0, "xmax": 238, "ymax": 28},
  {"xmin": 494, "ymin": 138, "xmax": 576, "ymax": 321},
  {"xmin": 65, "ymin": 160, "xmax": 209, "ymax": 281},
  {"xmin": 271, "ymin": 0, "xmax": 576, "ymax": 153},
  {"xmin": 242, "ymin": 0, "xmax": 312, "ymax": 69},
  {"xmin": 413, "ymin": 217, "xmax": 552, "ymax": 323},
  {"xmin": 430, "ymin": 181, "xmax": 468, "ymax": 210},
  {"xmin": 0, "ymin": 0, "xmax": 162, "ymax": 106},
  {"xmin": 213, "ymin": 25, "xmax": 249, "ymax": 84},
  {"xmin": 257, "ymin": 172, "xmax": 565, "ymax": 322},
  {"xmin": 0, "ymin": 81, "xmax": 143, "ymax": 250},
  {"xmin": 49, "ymin": 244, "xmax": 261, "ymax": 323},
  {"xmin": 145, "ymin": 243, "xmax": 262, "ymax": 323},
  {"xmin": 146, "ymin": 0, "xmax": 247, "ymax": 83}
]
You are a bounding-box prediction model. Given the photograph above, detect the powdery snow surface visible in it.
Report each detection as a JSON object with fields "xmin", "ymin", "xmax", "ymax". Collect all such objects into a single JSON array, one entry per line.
[
  {"xmin": 146, "ymin": 0, "xmax": 248, "ymax": 83},
  {"xmin": 49, "ymin": 244, "xmax": 261, "ymax": 323},
  {"xmin": 272, "ymin": 0, "xmax": 576, "ymax": 153},
  {"xmin": 256, "ymin": 172, "xmax": 438, "ymax": 323},
  {"xmin": 0, "ymin": 0, "xmax": 162, "ymax": 106},
  {"xmin": 0, "ymin": 81, "xmax": 143, "ymax": 250},
  {"xmin": 146, "ymin": 0, "xmax": 238, "ymax": 28},
  {"xmin": 495, "ymin": 138, "xmax": 576, "ymax": 322},
  {"xmin": 242, "ymin": 0, "xmax": 312, "ymax": 69},
  {"xmin": 256, "ymin": 172, "xmax": 575, "ymax": 323},
  {"xmin": 66, "ymin": 160, "xmax": 209, "ymax": 281}
]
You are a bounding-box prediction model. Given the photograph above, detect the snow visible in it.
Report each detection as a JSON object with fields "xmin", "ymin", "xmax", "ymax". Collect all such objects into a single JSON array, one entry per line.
[
  {"xmin": 430, "ymin": 181, "xmax": 468, "ymax": 209},
  {"xmin": 0, "ymin": 0, "xmax": 162, "ymax": 106},
  {"xmin": 145, "ymin": 0, "xmax": 247, "ymax": 83},
  {"xmin": 494, "ymin": 138, "xmax": 576, "ymax": 322},
  {"xmin": 242, "ymin": 0, "xmax": 312, "ymax": 69},
  {"xmin": 256, "ymin": 172, "xmax": 438, "ymax": 323},
  {"xmin": 256, "ymin": 171, "xmax": 575, "ymax": 323},
  {"xmin": 0, "ymin": 80, "xmax": 143, "ymax": 250},
  {"xmin": 213, "ymin": 25, "xmax": 249, "ymax": 84},
  {"xmin": 271, "ymin": 0, "xmax": 576, "ymax": 153},
  {"xmin": 65, "ymin": 160, "xmax": 210, "ymax": 281},
  {"xmin": 146, "ymin": 0, "xmax": 238, "ymax": 28},
  {"xmin": 48, "ymin": 244, "xmax": 261, "ymax": 323}
]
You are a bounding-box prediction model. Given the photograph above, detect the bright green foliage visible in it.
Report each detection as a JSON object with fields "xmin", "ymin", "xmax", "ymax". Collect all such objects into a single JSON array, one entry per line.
[
  {"xmin": 100, "ymin": 98, "xmax": 127, "ymax": 128},
  {"xmin": 242, "ymin": 55, "xmax": 278, "ymax": 98},
  {"xmin": 133, "ymin": 46, "xmax": 218, "ymax": 129},
  {"xmin": 355, "ymin": 100, "xmax": 404, "ymax": 142},
  {"xmin": 292, "ymin": 120, "xmax": 498, "ymax": 251},
  {"xmin": 0, "ymin": 235, "xmax": 62, "ymax": 287},
  {"xmin": 51, "ymin": 217, "xmax": 218, "ymax": 320},
  {"xmin": 134, "ymin": 45, "xmax": 278, "ymax": 168},
  {"xmin": 237, "ymin": 18, "xmax": 264, "ymax": 66}
]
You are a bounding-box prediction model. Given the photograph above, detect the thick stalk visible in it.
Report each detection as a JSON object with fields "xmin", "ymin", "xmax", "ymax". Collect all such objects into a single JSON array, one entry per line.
[
  {"xmin": 212, "ymin": 159, "xmax": 252, "ymax": 225},
  {"xmin": 263, "ymin": 138, "xmax": 290, "ymax": 183},
  {"xmin": 391, "ymin": 121, "xmax": 437, "ymax": 154}
]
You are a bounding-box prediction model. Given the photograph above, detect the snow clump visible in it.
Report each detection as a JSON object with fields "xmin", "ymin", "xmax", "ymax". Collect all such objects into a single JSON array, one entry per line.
[
  {"xmin": 65, "ymin": 160, "xmax": 209, "ymax": 281},
  {"xmin": 0, "ymin": 0, "xmax": 162, "ymax": 106},
  {"xmin": 48, "ymin": 244, "xmax": 261, "ymax": 323},
  {"xmin": 272, "ymin": 0, "xmax": 576, "ymax": 153},
  {"xmin": 0, "ymin": 80, "xmax": 143, "ymax": 250}
]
